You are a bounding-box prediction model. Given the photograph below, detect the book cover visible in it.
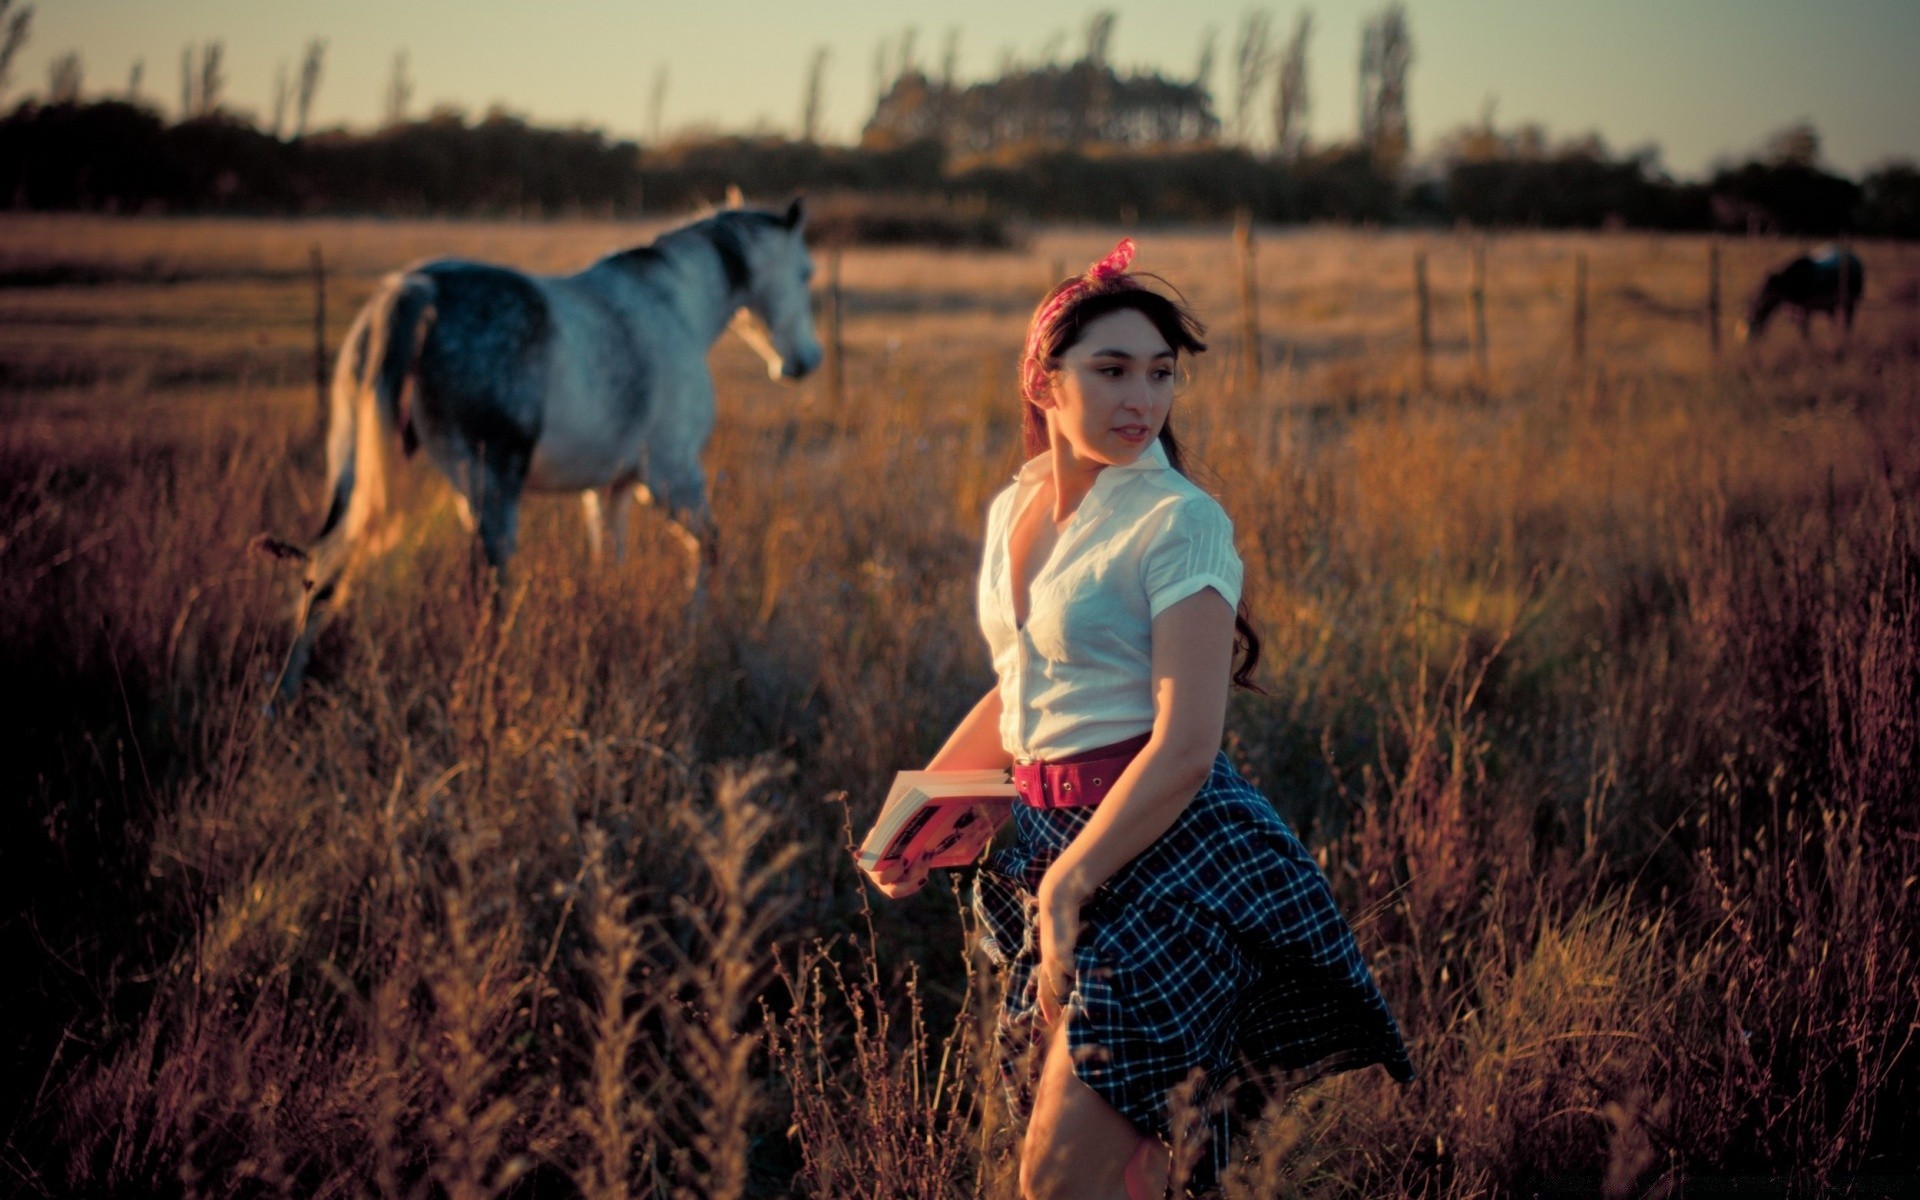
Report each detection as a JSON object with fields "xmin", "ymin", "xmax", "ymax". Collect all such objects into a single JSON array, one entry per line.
[{"xmin": 857, "ymin": 769, "xmax": 1017, "ymax": 874}]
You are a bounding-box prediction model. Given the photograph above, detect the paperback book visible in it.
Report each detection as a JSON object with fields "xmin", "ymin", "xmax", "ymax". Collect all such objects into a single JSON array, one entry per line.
[{"xmin": 856, "ymin": 769, "xmax": 1017, "ymax": 876}]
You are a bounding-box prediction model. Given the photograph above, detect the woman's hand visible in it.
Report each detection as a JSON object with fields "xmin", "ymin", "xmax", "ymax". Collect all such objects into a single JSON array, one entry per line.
[
  {"xmin": 1035, "ymin": 874, "xmax": 1086, "ymax": 1026},
  {"xmin": 868, "ymin": 857, "xmax": 931, "ymax": 899}
]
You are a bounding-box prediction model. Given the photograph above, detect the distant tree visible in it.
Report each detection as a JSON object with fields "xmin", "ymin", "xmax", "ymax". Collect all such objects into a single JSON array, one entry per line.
[
  {"xmin": 1441, "ymin": 96, "xmax": 1510, "ymax": 163},
  {"xmin": 940, "ymin": 27, "xmax": 960, "ymax": 90},
  {"xmin": 46, "ymin": 50, "xmax": 78, "ymax": 103},
  {"xmin": 126, "ymin": 56, "xmax": 142, "ymax": 101},
  {"xmin": 897, "ymin": 27, "xmax": 918, "ymax": 77},
  {"xmin": 178, "ymin": 40, "xmax": 225, "ymax": 118},
  {"xmin": 1085, "ymin": 11, "xmax": 1115, "ymax": 68},
  {"xmin": 1274, "ymin": 10, "xmax": 1311, "ymax": 160},
  {"xmin": 1858, "ymin": 160, "xmax": 1920, "ymax": 238},
  {"xmin": 935, "ymin": 28, "xmax": 961, "ymax": 134},
  {"xmin": 294, "ymin": 39, "xmax": 323, "ymax": 138},
  {"xmin": 1231, "ymin": 10, "xmax": 1272, "ymax": 147},
  {"xmin": 198, "ymin": 40, "xmax": 225, "ymax": 115},
  {"xmin": 1084, "ymin": 12, "xmax": 1116, "ymax": 142},
  {"xmin": 1297, "ymin": 142, "xmax": 1399, "ymax": 222},
  {"xmin": 1193, "ymin": 27, "xmax": 1216, "ymax": 98},
  {"xmin": 0, "ymin": 0, "xmax": 31, "ymax": 101},
  {"xmin": 1762, "ymin": 120, "xmax": 1821, "ymax": 169},
  {"xmin": 178, "ymin": 42, "xmax": 225, "ymax": 117},
  {"xmin": 1705, "ymin": 120, "xmax": 1857, "ymax": 234},
  {"xmin": 384, "ymin": 50, "xmax": 412, "ymax": 126},
  {"xmin": 1710, "ymin": 153, "xmax": 1859, "ymax": 236},
  {"xmin": 647, "ymin": 63, "xmax": 667, "ymax": 143},
  {"xmin": 799, "ymin": 46, "xmax": 828, "ymax": 143},
  {"xmin": 863, "ymin": 66, "xmax": 936, "ymax": 147},
  {"xmin": 871, "ymin": 36, "xmax": 890, "ymax": 106},
  {"xmin": 1358, "ymin": 3, "xmax": 1412, "ymax": 171},
  {"xmin": 1438, "ymin": 117, "xmax": 1675, "ymax": 228},
  {"xmin": 270, "ymin": 59, "xmax": 289, "ymax": 137},
  {"xmin": 866, "ymin": 54, "xmax": 1216, "ymax": 154}
]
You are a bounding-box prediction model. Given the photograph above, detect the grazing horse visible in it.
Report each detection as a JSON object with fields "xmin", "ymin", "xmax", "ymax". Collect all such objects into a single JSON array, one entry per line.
[
  {"xmin": 1739, "ymin": 246, "xmax": 1864, "ymax": 341},
  {"xmin": 270, "ymin": 199, "xmax": 822, "ymax": 697}
]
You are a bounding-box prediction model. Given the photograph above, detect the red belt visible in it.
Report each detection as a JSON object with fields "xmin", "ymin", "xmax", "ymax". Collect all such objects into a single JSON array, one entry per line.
[{"xmin": 1011, "ymin": 732, "xmax": 1152, "ymax": 810}]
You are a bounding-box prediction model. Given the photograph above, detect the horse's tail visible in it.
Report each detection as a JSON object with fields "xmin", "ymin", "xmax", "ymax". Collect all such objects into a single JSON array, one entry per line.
[
  {"xmin": 316, "ymin": 271, "xmax": 435, "ymax": 546},
  {"xmin": 274, "ymin": 270, "xmax": 437, "ymax": 698}
]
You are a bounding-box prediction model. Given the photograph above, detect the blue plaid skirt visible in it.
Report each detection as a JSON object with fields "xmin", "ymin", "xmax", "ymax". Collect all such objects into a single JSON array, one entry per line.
[{"xmin": 973, "ymin": 752, "xmax": 1415, "ymax": 1187}]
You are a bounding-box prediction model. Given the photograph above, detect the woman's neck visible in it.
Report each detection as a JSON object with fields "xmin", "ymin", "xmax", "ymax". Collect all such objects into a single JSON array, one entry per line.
[{"xmin": 1045, "ymin": 430, "xmax": 1106, "ymax": 525}]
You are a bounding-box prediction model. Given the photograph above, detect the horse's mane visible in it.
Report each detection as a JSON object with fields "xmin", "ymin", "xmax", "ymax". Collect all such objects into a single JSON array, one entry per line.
[
  {"xmin": 649, "ymin": 207, "xmax": 785, "ymax": 247},
  {"xmin": 601, "ymin": 207, "xmax": 785, "ymax": 276}
]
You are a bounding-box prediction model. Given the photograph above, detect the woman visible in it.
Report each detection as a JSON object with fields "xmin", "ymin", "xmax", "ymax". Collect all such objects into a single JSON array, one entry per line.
[{"xmin": 873, "ymin": 240, "xmax": 1413, "ymax": 1198}]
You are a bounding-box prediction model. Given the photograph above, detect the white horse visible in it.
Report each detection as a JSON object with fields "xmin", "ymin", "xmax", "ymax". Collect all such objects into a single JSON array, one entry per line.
[{"xmin": 270, "ymin": 198, "xmax": 822, "ymax": 696}]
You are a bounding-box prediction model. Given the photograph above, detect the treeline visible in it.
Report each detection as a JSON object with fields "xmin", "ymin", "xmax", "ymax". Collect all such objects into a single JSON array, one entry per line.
[
  {"xmin": 2, "ymin": 97, "xmax": 1917, "ymax": 238},
  {"xmin": 1428, "ymin": 119, "xmax": 1920, "ymax": 238},
  {"xmin": 0, "ymin": 101, "xmax": 644, "ymax": 216}
]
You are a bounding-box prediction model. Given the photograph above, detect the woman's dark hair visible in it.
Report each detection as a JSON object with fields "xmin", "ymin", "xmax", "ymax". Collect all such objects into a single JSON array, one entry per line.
[{"xmin": 1023, "ymin": 279, "xmax": 1264, "ymax": 691}]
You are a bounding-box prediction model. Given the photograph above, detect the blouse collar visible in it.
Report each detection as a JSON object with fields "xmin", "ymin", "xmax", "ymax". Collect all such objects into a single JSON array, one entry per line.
[{"xmin": 1013, "ymin": 437, "xmax": 1171, "ymax": 484}]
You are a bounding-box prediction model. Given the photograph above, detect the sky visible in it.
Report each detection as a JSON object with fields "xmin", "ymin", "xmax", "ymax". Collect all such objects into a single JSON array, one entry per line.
[{"xmin": 11, "ymin": 0, "xmax": 1920, "ymax": 179}]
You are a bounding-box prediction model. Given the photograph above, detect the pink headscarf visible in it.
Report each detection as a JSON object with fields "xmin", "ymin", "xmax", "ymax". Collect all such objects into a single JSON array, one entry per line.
[{"xmin": 1020, "ymin": 237, "xmax": 1141, "ymax": 404}]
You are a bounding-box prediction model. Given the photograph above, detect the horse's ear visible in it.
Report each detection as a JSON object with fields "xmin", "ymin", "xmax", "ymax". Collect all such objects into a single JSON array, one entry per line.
[
  {"xmin": 725, "ymin": 183, "xmax": 744, "ymax": 209},
  {"xmin": 784, "ymin": 196, "xmax": 806, "ymax": 230}
]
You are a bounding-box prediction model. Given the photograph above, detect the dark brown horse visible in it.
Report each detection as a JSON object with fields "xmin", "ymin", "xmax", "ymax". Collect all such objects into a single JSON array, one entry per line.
[{"xmin": 1739, "ymin": 246, "xmax": 1864, "ymax": 341}]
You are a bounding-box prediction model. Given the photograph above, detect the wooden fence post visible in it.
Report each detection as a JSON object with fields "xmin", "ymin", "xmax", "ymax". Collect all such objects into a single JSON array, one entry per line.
[
  {"xmin": 1414, "ymin": 250, "xmax": 1432, "ymax": 391},
  {"xmin": 310, "ymin": 244, "xmax": 327, "ymax": 432},
  {"xmin": 827, "ymin": 245, "xmax": 845, "ymax": 411},
  {"xmin": 1573, "ymin": 251, "xmax": 1588, "ymax": 367},
  {"xmin": 1707, "ymin": 238, "xmax": 1722, "ymax": 358},
  {"xmin": 1469, "ymin": 238, "xmax": 1489, "ymax": 384},
  {"xmin": 1235, "ymin": 209, "xmax": 1261, "ymax": 395},
  {"xmin": 1835, "ymin": 240, "xmax": 1852, "ymax": 340}
]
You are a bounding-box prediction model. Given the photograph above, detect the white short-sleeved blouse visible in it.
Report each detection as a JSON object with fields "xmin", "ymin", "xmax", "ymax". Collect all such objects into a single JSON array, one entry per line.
[{"xmin": 978, "ymin": 438, "xmax": 1244, "ymax": 760}]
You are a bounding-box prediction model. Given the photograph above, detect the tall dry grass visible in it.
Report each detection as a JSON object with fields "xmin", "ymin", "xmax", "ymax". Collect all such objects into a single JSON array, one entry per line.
[{"xmin": 2, "ymin": 217, "xmax": 1918, "ymax": 1198}]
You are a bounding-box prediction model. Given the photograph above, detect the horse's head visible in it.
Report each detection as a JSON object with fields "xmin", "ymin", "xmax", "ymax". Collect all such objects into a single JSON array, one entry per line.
[{"xmin": 725, "ymin": 198, "xmax": 823, "ymax": 382}]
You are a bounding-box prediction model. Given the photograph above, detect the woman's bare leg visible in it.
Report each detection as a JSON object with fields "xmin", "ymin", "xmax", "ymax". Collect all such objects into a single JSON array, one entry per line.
[{"xmin": 1021, "ymin": 1017, "xmax": 1171, "ymax": 1200}]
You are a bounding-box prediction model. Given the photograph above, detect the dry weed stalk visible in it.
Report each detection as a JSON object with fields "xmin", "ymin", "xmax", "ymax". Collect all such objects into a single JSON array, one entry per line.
[
  {"xmin": 1220, "ymin": 1087, "xmax": 1330, "ymax": 1199},
  {"xmin": 572, "ymin": 824, "xmax": 659, "ymax": 1200},
  {"xmin": 668, "ymin": 761, "xmax": 798, "ymax": 1200},
  {"xmin": 369, "ymin": 971, "xmax": 417, "ymax": 1200},
  {"xmin": 1162, "ymin": 1070, "xmax": 1216, "ymax": 1198},
  {"xmin": 767, "ymin": 926, "xmax": 986, "ymax": 1200},
  {"xmin": 422, "ymin": 858, "xmax": 526, "ymax": 1200}
]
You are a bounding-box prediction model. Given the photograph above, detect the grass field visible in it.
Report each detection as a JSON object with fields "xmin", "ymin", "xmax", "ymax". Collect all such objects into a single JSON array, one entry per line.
[{"xmin": 2, "ymin": 212, "xmax": 1918, "ymax": 1199}]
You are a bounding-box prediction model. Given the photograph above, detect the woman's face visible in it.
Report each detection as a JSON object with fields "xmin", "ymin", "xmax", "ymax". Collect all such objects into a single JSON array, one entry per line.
[{"xmin": 1042, "ymin": 307, "xmax": 1176, "ymax": 468}]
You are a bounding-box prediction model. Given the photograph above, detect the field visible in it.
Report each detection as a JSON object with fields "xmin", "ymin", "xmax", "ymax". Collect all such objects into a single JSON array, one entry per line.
[{"xmin": 2, "ymin": 212, "xmax": 1918, "ymax": 1198}]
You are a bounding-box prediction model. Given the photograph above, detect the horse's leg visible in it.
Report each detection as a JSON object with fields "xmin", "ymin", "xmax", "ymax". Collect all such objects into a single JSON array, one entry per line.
[
  {"xmin": 471, "ymin": 446, "xmax": 531, "ymax": 601},
  {"xmin": 580, "ymin": 490, "xmax": 606, "ymax": 562},
  {"xmin": 654, "ymin": 476, "xmax": 715, "ymax": 602},
  {"xmin": 605, "ymin": 483, "xmax": 633, "ymax": 565}
]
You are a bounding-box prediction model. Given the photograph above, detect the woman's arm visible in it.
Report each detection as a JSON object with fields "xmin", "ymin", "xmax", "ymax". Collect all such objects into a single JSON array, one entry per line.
[
  {"xmin": 1033, "ymin": 588, "xmax": 1235, "ymax": 1018},
  {"xmin": 926, "ymin": 685, "xmax": 1012, "ymax": 771},
  {"xmin": 870, "ymin": 686, "xmax": 1009, "ymax": 898}
]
